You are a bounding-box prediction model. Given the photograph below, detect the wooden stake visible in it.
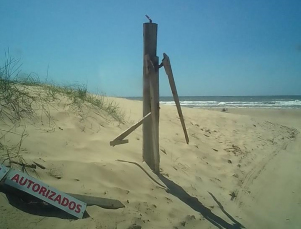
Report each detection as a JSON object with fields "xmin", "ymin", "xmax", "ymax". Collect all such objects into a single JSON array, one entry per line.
[{"xmin": 162, "ymin": 53, "xmax": 189, "ymax": 144}]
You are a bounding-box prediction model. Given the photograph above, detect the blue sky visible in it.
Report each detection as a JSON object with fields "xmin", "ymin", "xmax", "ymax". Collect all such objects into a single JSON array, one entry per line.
[{"xmin": 1, "ymin": 0, "xmax": 300, "ymax": 96}]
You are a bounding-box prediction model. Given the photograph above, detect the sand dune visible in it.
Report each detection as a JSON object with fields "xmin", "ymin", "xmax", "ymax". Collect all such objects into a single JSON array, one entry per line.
[{"xmin": 1, "ymin": 91, "xmax": 300, "ymax": 228}]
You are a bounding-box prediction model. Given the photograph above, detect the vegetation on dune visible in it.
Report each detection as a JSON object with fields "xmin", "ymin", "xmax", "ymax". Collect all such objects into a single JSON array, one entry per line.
[
  {"xmin": 0, "ymin": 52, "xmax": 124, "ymax": 124},
  {"xmin": 0, "ymin": 52, "xmax": 124, "ymax": 172}
]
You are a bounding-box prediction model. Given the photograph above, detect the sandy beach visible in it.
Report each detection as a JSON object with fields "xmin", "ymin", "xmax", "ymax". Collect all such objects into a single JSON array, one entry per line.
[
  {"xmin": 1, "ymin": 0, "xmax": 300, "ymax": 227},
  {"xmin": 1, "ymin": 93, "xmax": 300, "ymax": 229}
]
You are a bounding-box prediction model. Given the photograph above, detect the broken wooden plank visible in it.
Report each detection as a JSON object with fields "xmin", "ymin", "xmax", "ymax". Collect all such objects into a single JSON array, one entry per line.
[
  {"xmin": 162, "ymin": 53, "xmax": 189, "ymax": 144},
  {"xmin": 110, "ymin": 112, "xmax": 151, "ymax": 146},
  {"xmin": 67, "ymin": 193, "xmax": 125, "ymax": 209},
  {"xmin": 110, "ymin": 139, "xmax": 129, "ymax": 147}
]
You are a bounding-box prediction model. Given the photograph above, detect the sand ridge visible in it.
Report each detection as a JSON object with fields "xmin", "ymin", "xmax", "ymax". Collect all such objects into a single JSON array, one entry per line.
[{"xmin": 0, "ymin": 93, "xmax": 300, "ymax": 228}]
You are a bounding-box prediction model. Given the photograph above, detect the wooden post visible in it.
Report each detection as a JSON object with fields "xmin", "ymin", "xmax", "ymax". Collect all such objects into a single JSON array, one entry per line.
[
  {"xmin": 143, "ymin": 22, "xmax": 159, "ymax": 172},
  {"xmin": 146, "ymin": 55, "xmax": 160, "ymax": 173}
]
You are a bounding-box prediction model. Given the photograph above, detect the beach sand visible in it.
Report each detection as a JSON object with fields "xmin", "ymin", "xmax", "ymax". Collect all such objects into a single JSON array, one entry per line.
[{"xmin": 1, "ymin": 94, "xmax": 300, "ymax": 229}]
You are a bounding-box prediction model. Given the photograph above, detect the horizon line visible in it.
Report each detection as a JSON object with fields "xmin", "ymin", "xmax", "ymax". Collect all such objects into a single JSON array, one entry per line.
[{"xmin": 122, "ymin": 95, "xmax": 301, "ymax": 98}]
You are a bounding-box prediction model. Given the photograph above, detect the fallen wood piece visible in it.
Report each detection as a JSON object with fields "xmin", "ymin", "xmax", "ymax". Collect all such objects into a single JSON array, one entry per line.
[
  {"xmin": 110, "ymin": 112, "xmax": 151, "ymax": 146},
  {"xmin": 67, "ymin": 193, "xmax": 125, "ymax": 209},
  {"xmin": 33, "ymin": 161, "xmax": 46, "ymax": 169},
  {"xmin": 162, "ymin": 53, "xmax": 189, "ymax": 144},
  {"xmin": 110, "ymin": 139, "xmax": 129, "ymax": 147}
]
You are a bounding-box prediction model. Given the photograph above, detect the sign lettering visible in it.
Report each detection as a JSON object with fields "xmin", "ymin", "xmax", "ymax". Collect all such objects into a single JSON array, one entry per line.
[{"xmin": 5, "ymin": 169, "xmax": 87, "ymax": 218}]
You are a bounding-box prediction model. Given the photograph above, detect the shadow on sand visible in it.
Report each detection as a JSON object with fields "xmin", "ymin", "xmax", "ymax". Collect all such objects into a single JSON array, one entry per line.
[
  {"xmin": 3, "ymin": 159, "xmax": 244, "ymax": 226},
  {"xmin": 158, "ymin": 174, "xmax": 245, "ymax": 229},
  {"xmin": 116, "ymin": 159, "xmax": 245, "ymax": 229}
]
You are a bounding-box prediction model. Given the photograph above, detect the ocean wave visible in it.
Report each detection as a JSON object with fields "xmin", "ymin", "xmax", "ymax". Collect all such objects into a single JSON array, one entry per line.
[{"xmin": 159, "ymin": 100, "xmax": 301, "ymax": 108}]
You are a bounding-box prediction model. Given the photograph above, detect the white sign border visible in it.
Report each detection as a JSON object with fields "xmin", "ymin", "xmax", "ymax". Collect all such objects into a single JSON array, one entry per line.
[{"xmin": 0, "ymin": 163, "xmax": 10, "ymax": 182}]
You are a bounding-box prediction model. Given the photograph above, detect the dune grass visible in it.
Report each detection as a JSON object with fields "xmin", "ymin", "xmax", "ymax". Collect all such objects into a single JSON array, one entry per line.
[
  {"xmin": 0, "ymin": 53, "xmax": 124, "ymax": 124},
  {"xmin": 0, "ymin": 52, "xmax": 124, "ymax": 171}
]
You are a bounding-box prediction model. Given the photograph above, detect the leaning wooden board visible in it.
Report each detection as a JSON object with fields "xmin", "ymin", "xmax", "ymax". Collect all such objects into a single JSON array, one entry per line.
[{"xmin": 162, "ymin": 53, "xmax": 189, "ymax": 144}]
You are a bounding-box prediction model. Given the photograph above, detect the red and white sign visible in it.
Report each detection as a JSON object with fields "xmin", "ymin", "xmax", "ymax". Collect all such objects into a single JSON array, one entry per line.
[
  {"xmin": 0, "ymin": 163, "xmax": 10, "ymax": 182},
  {"xmin": 4, "ymin": 169, "xmax": 87, "ymax": 218}
]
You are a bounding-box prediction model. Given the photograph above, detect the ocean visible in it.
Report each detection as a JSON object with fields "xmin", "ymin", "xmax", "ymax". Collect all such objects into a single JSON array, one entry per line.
[{"xmin": 126, "ymin": 95, "xmax": 301, "ymax": 109}]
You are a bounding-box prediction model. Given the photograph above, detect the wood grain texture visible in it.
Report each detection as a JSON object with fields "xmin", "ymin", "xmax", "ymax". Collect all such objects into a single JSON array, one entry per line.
[{"xmin": 162, "ymin": 53, "xmax": 189, "ymax": 144}]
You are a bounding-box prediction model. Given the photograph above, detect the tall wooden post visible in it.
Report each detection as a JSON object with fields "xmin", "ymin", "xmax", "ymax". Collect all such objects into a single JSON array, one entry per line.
[{"xmin": 143, "ymin": 22, "xmax": 160, "ymax": 173}]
